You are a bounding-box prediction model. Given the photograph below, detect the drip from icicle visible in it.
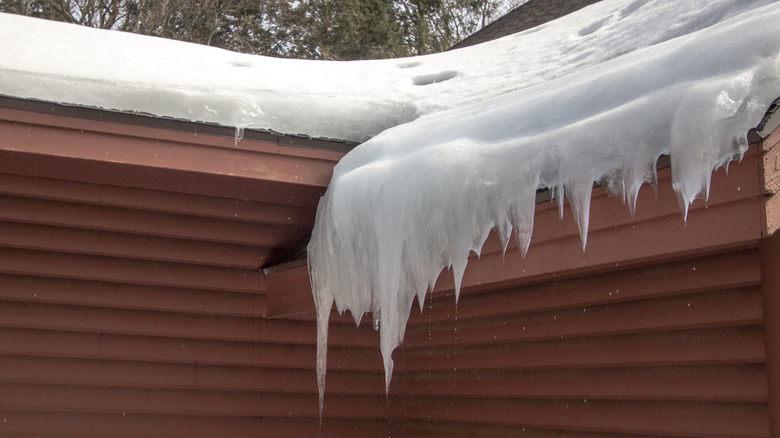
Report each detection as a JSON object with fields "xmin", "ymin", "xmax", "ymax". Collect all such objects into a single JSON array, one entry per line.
[{"xmin": 234, "ymin": 126, "xmax": 245, "ymax": 145}]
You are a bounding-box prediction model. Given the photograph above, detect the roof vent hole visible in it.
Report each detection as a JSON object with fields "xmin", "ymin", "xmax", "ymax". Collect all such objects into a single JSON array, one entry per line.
[
  {"xmin": 398, "ymin": 61, "xmax": 422, "ymax": 69},
  {"xmin": 578, "ymin": 17, "xmax": 609, "ymax": 36},
  {"xmin": 412, "ymin": 70, "xmax": 458, "ymax": 86},
  {"xmin": 229, "ymin": 60, "xmax": 252, "ymax": 68}
]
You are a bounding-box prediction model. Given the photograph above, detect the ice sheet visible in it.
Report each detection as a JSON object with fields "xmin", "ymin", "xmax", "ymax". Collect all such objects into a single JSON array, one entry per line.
[{"xmin": 306, "ymin": 0, "xmax": 780, "ymax": 407}]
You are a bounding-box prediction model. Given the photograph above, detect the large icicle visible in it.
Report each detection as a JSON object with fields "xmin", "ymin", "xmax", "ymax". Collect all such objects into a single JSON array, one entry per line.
[{"xmin": 309, "ymin": 1, "xmax": 780, "ymax": 409}]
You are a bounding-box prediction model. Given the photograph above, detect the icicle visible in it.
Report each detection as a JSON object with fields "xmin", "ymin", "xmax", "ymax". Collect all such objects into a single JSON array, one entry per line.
[
  {"xmin": 566, "ymin": 179, "xmax": 594, "ymax": 251},
  {"xmin": 234, "ymin": 126, "xmax": 245, "ymax": 145},
  {"xmin": 495, "ymin": 207, "xmax": 513, "ymax": 256},
  {"xmin": 306, "ymin": 2, "xmax": 780, "ymax": 411},
  {"xmin": 314, "ymin": 290, "xmax": 333, "ymax": 419},
  {"xmin": 555, "ymin": 185, "xmax": 566, "ymax": 221},
  {"xmin": 509, "ymin": 191, "xmax": 536, "ymax": 257},
  {"xmin": 451, "ymin": 253, "xmax": 468, "ymax": 304}
]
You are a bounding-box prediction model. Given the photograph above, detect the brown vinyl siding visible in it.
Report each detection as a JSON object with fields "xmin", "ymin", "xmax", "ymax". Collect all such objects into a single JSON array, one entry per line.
[
  {"xmin": 263, "ymin": 142, "xmax": 780, "ymax": 437},
  {"xmin": 394, "ymin": 145, "xmax": 773, "ymax": 437},
  {"xmin": 399, "ymin": 249, "xmax": 768, "ymax": 437},
  {"xmin": 0, "ymin": 105, "xmax": 393, "ymax": 437},
  {"xmin": 2, "ymin": 101, "xmax": 779, "ymax": 436}
]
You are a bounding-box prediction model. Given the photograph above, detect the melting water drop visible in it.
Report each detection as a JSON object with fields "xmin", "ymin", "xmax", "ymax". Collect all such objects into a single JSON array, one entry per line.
[{"xmin": 234, "ymin": 126, "xmax": 245, "ymax": 145}]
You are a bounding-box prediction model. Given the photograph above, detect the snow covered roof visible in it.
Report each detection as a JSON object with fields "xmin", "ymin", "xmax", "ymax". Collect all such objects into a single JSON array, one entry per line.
[
  {"xmin": 2, "ymin": 0, "xmax": 780, "ymax": 409},
  {"xmin": 451, "ymin": 0, "xmax": 603, "ymax": 49}
]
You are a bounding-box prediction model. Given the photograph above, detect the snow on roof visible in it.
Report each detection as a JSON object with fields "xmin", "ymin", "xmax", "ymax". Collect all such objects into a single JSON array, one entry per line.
[
  {"xmin": 0, "ymin": 1, "xmax": 774, "ymax": 143},
  {"xmin": 3, "ymin": 0, "xmax": 780, "ymax": 409},
  {"xmin": 307, "ymin": 0, "xmax": 780, "ymax": 407}
]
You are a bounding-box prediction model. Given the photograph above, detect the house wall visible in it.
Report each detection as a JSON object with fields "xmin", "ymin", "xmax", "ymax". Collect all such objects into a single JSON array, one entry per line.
[
  {"xmin": 761, "ymin": 232, "xmax": 780, "ymax": 437},
  {"xmin": 760, "ymin": 127, "xmax": 780, "ymax": 436},
  {"xmin": 394, "ymin": 145, "xmax": 773, "ymax": 437},
  {"xmin": 270, "ymin": 144, "xmax": 775, "ymax": 437},
  {"xmin": 0, "ymin": 106, "xmax": 395, "ymax": 437},
  {"xmin": 2, "ymin": 103, "xmax": 777, "ymax": 437},
  {"xmin": 400, "ymin": 249, "xmax": 768, "ymax": 437}
]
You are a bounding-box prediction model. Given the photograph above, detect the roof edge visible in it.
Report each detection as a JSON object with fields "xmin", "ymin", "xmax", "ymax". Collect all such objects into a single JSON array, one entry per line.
[{"xmin": 0, "ymin": 94, "xmax": 358, "ymax": 153}]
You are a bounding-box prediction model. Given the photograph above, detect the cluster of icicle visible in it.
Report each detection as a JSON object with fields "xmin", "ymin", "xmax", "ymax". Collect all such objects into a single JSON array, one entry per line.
[{"xmin": 308, "ymin": 1, "xmax": 780, "ymax": 413}]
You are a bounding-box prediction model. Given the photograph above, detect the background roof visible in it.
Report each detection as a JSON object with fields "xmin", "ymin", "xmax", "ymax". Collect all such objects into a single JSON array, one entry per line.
[{"xmin": 452, "ymin": 0, "xmax": 603, "ymax": 49}]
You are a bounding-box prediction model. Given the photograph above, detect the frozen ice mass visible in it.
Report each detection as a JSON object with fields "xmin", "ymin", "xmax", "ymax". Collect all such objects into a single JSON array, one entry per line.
[
  {"xmin": 2, "ymin": 0, "xmax": 780, "ymax": 410},
  {"xmin": 309, "ymin": 0, "xmax": 780, "ymax": 405}
]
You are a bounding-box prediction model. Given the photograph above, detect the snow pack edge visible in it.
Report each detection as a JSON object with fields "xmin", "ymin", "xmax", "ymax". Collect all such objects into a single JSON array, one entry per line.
[{"xmin": 308, "ymin": 0, "xmax": 780, "ymax": 409}]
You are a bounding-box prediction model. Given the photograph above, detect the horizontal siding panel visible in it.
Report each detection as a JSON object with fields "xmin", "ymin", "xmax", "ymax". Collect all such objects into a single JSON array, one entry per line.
[
  {"xmin": 263, "ymin": 318, "xmax": 381, "ymax": 347},
  {"xmin": 0, "ymin": 248, "xmax": 261, "ymax": 293},
  {"xmin": 0, "ymin": 221, "xmax": 269, "ymax": 269},
  {"xmin": 403, "ymin": 326, "xmax": 765, "ymax": 371},
  {"xmin": 400, "ymin": 364, "xmax": 767, "ymax": 402},
  {"xmin": 404, "ymin": 422, "xmax": 662, "ymax": 438},
  {"xmin": 0, "ymin": 300, "xmax": 379, "ymax": 347},
  {"xmin": 0, "ymin": 383, "xmax": 396, "ymax": 419},
  {"xmin": 0, "ymin": 327, "xmax": 383, "ymax": 371},
  {"xmin": 0, "ymin": 117, "xmax": 338, "ymax": 188},
  {"xmin": 192, "ymin": 365, "xmax": 386, "ymax": 395},
  {"xmin": 0, "ymin": 274, "xmax": 262, "ymax": 317},
  {"xmin": 0, "ymin": 104, "xmax": 352, "ymax": 161},
  {"xmin": 0, "ymin": 411, "xmax": 394, "ymax": 438},
  {"xmin": 0, "ymin": 355, "xmax": 386, "ymax": 395},
  {"xmin": 0, "ymin": 172, "xmax": 316, "ymax": 227},
  {"xmin": 406, "ymin": 287, "xmax": 763, "ymax": 348},
  {"xmin": 0, "ymin": 148, "xmax": 328, "ymax": 207},
  {"xmin": 0, "ymin": 300, "xmax": 260, "ymax": 341},
  {"xmin": 0, "ymin": 195, "xmax": 296, "ymax": 247},
  {"xmin": 401, "ymin": 398, "xmax": 769, "ymax": 438},
  {"xmin": 410, "ymin": 249, "xmax": 762, "ymax": 326}
]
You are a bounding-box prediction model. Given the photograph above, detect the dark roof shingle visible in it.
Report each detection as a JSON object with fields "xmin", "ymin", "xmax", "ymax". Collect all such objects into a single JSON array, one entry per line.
[{"xmin": 451, "ymin": 0, "xmax": 604, "ymax": 49}]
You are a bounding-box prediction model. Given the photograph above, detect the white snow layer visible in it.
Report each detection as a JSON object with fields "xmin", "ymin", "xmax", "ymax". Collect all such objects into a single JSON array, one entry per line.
[{"xmin": 1, "ymin": 0, "xmax": 779, "ymax": 410}]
